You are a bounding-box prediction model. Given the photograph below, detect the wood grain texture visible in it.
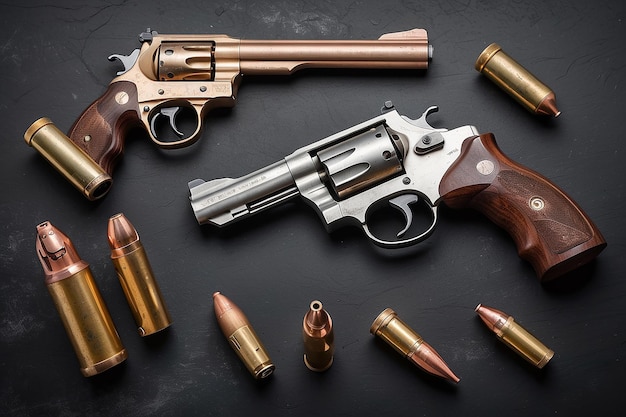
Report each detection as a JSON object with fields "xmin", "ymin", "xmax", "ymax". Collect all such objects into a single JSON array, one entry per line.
[
  {"xmin": 68, "ymin": 81, "xmax": 141, "ymax": 174},
  {"xmin": 440, "ymin": 134, "xmax": 606, "ymax": 281}
]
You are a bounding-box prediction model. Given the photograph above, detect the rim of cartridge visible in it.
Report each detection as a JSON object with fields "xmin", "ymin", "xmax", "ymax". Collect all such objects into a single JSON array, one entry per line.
[
  {"xmin": 474, "ymin": 42, "xmax": 502, "ymax": 72},
  {"xmin": 370, "ymin": 308, "xmax": 396, "ymax": 335}
]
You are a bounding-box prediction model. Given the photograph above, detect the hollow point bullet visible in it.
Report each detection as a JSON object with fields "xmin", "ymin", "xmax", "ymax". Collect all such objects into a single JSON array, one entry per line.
[
  {"xmin": 475, "ymin": 43, "xmax": 561, "ymax": 117},
  {"xmin": 213, "ymin": 292, "xmax": 275, "ymax": 379},
  {"xmin": 370, "ymin": 308, "xmax": 460, "ymax": 383},
  {"xmin": 108, "ymin": 213, "xmax": 172, "ymax": 336},
  {"xmin": 302, "ymin": 300, "xmax": 334, "ymax": 371},
  {"xmin": 475, "ymin": 304, "xmax": 554, "ymax": 368},
  {"xmin": 36, "ymin": 221, "xmax": 127, "ymax": 377}
]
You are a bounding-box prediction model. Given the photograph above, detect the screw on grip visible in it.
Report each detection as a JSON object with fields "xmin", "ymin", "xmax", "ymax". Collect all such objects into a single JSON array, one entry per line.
[{"xmin": 439, "ymin": 133, "xmax": 606, "ymax": 281}]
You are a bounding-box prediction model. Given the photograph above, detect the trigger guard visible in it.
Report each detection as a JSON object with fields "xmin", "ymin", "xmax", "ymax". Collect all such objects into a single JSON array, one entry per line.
[
  {"xmin": 147, "ymin": 103, "xmax": 203, "ymax": 149},
  {"xmin": 362, "ymin": 205, "xmax": 438, "ymax": 249}
]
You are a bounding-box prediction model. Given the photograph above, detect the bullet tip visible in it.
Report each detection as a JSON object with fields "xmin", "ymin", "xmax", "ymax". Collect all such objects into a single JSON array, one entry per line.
[
  {"xmin": 213, "ymin": 291, "xmax": 221, "ymax": 298},
  {"xmin": 107, "ymin": 213, "xmax": 139, "ymax": 251},
  {"xmin": 475, "ymin": 303, "xmax": 482, "ymax": 312},
  {"xmin": 537, "ymin": 93, "xmax": 561, "ymax": 118}
]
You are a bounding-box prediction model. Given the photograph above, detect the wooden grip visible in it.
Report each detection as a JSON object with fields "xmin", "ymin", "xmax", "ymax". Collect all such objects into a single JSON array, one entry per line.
[
  {"xmin": 439, "ymin": 133, "xmax": 606, "ymax": 281},
  {"xmin": 68, "ymin": 81, "xmax": 141, "ymax": 174}
]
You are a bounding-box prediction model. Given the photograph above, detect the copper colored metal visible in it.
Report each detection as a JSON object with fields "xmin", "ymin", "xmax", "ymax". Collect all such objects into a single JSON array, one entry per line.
[
  {"xmin": 213, "ymin": 292, "xmax": 275, "ymax": 379},
  {"xmin": 108, "ymin": 213, "xmax": 172, "ymax": 336},
  {"xmin": 475, "ymin": 43, "xmax": 560, "ymax": 117},
  {"xmin": 370, "ymin": 308, "xmax": 460, "ymax": 383},
  {"xmin": 302, "ymin": 300, "xmax": 334, "ymax": 371},
  {"xmin": 475, "ymin": 304, "xmax": 554, "ymax": 368},
  {"xmin": 146, "ymin": 28, "xmax": 432, "ymax": 82},
  {"xmin": 237, "ymin": 28, "xmax": 432, "ymax": 74},
  {"xmin": 36, "ymin": 221, "xmax": 127, "ymax": 377}
]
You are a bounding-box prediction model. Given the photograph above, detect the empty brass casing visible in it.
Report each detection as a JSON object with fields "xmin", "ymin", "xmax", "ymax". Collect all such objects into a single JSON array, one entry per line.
[
  {"xmin": 108, "ymin": 213, "xmax": 172, "ymax": 336},
  {"xmin": 371, "ymin": 308, "xmax": 460, "ymax": 382},
  {"xmin": 213, "ymin": 292, "xmax": 275, "ymax": 379},
  {"xmin": 36, "ymin": 221, "xmax": 127, "ymax": 377},
  {"xmin": 475, "ymin": 43, "xmax": 560, "ymax": 117},
  {"xmin": 302, "ymin": 300, "xmax": 334, "ymax": 371},
  {"xmin": 24, "ymin": 118, "xmax": 112, "ymax": 200},
  {"xmin": 476, "ymin": 304, "xmax": 554, "ymax": 368}
]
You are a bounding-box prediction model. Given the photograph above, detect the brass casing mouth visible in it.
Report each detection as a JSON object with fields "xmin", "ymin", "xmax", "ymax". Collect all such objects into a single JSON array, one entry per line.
[{"xmin": 24, "ymin": 118, "xmax": 112, "ymax": 200}]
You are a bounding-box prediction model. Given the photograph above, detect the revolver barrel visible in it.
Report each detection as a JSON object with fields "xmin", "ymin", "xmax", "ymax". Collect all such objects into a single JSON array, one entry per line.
[
  {"xmin": 238, "ymin": 28, "xmax": 432, "ymax": 74},
  {"xmin": 188, "ymin": 161, "xmax": 299, "ymax": 226},
  {"xmin": 152, "ymin": 28, "xmax": 432, "ymax": 81}
]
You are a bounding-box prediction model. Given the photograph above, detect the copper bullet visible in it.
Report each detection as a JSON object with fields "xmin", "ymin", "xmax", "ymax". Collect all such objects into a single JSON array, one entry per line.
[
  {"xmin": 36, "ymin": 221, "xmax": 127, "ymax": 376},
  {"xmin": 302, "ymin": 300, "xmax": 334, "ymax": 371},
  {"xmin": 213, "ymin": 292, "xmax": 275, "ymax": 379},
  {"xmin": 108, "ymin": 213, "xmax": 172, "ymax": 336},
  {"xmin": 370, "ymin": 308, "xmax": 460, "ymax": 383},
  {"xmin": 476, "ymin": 304, "xmax": 554, "ymax": 368},
  {"xmin": 475, "ymin": 43, "xmax": 561, "ymax": 117}
]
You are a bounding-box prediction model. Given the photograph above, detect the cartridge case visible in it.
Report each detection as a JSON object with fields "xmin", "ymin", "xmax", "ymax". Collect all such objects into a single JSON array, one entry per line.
[
  {"xmin": 475, "ymin": 43, "xmax": 560, "ymax": 117},
  {"xmin": 24, "ymin": 118, "xmax": 112, "ymax": 200},
  {"xmin": 213, "ymin": 292, "xmax": 275, "ymax": 379},
  {"xmin": 370, "ymin": 308, "xmax": 460, "ymax": 383},
  {"xmin": 36, "ymin": 221, "xmax": 127, "ymax": 377},
  {"xmin": 302, "ymin": 300, "xmax": 334, "ymax": 371},
  {"xmin": 107, "ymin": 213, "xmax": 172, "ymax": 336},
  {"xmin": 475, "ymin": 304, "xmax": 554, "ymax": 368}
]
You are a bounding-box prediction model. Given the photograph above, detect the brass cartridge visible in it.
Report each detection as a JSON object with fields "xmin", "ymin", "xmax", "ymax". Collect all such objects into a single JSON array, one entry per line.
[
  {"xmin": 302, "ymin": 300, "xmax": 334, "ymax": 371},
  {"xmin": 36, "ymin": 221, "xmax": 127, "ymax": 377},
  {"xmin": 475, "ymin": 304, "xmax": 554, "ymax": 368},
  {"xmin": 108, "ymin": 213, "xmax": 172, "ymax": 336},
  {"xmin": 24, "ymin": 118, "xmax": 112, "ymax": 200},
  {"xmin": 213, "ymin": 292, "xmax": 275, "ymax": 379},
  {"xmin": 370, "ymin": 308, "xmax": 460, "ymax": 383},
  {"xmin": 475, "ymin": 43, "xmax": 560, "ymax": 117}
]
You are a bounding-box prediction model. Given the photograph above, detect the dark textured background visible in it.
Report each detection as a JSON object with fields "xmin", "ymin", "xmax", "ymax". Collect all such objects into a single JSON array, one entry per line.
[{"xmin": 1, "ymin": 1, "xmax": 624, "ymax": 416}]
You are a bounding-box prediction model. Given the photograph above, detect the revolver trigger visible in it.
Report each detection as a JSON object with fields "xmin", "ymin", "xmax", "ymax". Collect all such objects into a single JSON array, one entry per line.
[
  {"xmin": 389, "ymin": 194, "xmax": 419, "ymax": 237},
  {"xmin": 108, "ymin": 49, "xmax": 140, "ymax": 76},
  {"xmin": 150, "ymin": 107, "xmax": 185, "ymax": 138}
]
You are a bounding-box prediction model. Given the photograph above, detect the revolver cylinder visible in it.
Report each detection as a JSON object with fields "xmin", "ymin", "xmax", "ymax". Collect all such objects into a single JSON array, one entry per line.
[
  {"xmin": 189, "ymin": 122, "xmax": 406, "ymax": 227},
  {"xmin": 24, "ymin": 118, "xmax": 112, "ymax": 200},
  {"xmin": 146, "ymin": 28, "xmax": 432, "ymax": 82},
  {"xmin": 317, "ymin": 125, "xmax": 404, "ymax": 198}
]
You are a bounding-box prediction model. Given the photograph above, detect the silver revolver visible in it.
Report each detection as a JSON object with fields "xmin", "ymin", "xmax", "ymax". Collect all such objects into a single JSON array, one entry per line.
[{"xmin": 188, "ymin": 102, "xmax": 606, "ymax": 281}]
